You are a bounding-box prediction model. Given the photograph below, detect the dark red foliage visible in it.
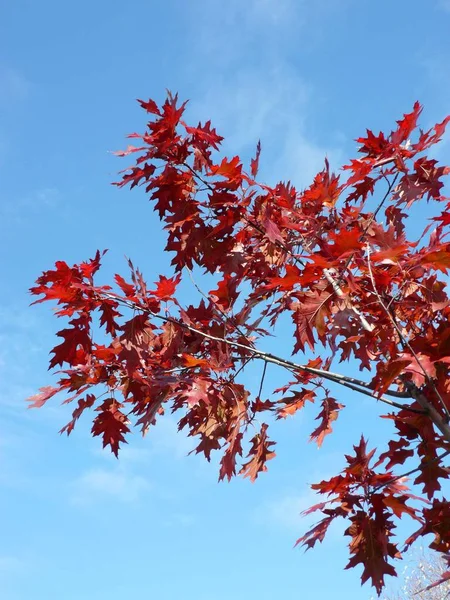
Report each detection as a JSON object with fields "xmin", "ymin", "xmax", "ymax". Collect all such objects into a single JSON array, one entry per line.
[{"xmin": 30, "ymin": 95, "xmax": 450, "ymax": 595}]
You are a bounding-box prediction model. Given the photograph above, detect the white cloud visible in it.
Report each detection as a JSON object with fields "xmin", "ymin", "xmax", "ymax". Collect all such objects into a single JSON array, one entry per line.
[
  {"xmin": 162, "ymin": 512, "xmax": 195, "ymax": 528},
  {"xmin": 113, "ymin": 445, "xmax": 152, "ymax": 464},
  {"xmin": 0, "ymin": 555, "xmax": 23, "ymax": 574},
  {"xmin": 185, "ymin": 0, "xmax": 346, "ymax": 187},
  {"xmin": 438, "ymin": 0, "xmax": 450, "ymax": 12},
  {"xmin": 71, "ymin": 467, "xmax": 151, "ymax": 505},
  {"xmin": 233, "ymin": 0, "xmax": 305, "ymax": 27},
  {"xmin": 0, "ymin": 66, "xmax": 30, "ymax": 106},
  {"xmin": 146, "ymin": 415, "xmax": 195, "ymax": 459},
  {"xmin": 191, "ymin": 63, "xmax": 343, "ymax": 189},
  {"xmin": 255, "ymin": 489, "xmax": 319, "ymax": 529},
  {"xmin": 0, "ymin": 186, "xmax": 61, "ymax": 224}
]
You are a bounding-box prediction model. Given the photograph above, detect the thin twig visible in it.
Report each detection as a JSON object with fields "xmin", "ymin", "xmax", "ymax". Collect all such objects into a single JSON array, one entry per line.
[
  {"xmin": 257, "ymin": 362, "xmax": 267, "ymax": 400},
  {"xmin": 101, "ymin": 291, "xmax": 423, "ymax": 414},
  {"xmin": 366, "ymin": 243, "xmax": 450, "ymax": 425},
  {"xmin": 184, "ymin": 160, "xmax": 375, "ymax": 334},
  {"xmin": 371, "ymin": 449, "xmax": 450, "ymax": 493},
  {"xmin": 339, "ymin": 173, "xmax": 399, "ymax": 281},
  {"xmin": 185, "ymin": 266, "xmax": 249, "ymax": 340}
]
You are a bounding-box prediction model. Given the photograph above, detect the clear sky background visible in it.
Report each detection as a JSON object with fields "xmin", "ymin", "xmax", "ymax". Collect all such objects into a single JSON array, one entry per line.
[{"xmin": 1, "ymin": 1, "xmax": 450, "ymax": 599}]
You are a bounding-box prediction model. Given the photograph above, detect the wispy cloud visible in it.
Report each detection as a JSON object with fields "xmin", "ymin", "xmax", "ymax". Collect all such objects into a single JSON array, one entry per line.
[
  {"xmin": 0, "ymin": 555, "xmax": 24, "ymax": 574},
  {"xmin": 0, "ymin": 186, "xmax": 61, "ymax": 224},
  {"xmin": 0, "ymin": 65, "xmax": 30, "ymax": 107},
  {"xmin": 246, "ymin": 0, "xmax": 304, "ymax": 25},
  {"xmin": 191, "ymin": 64, "xmax": 343, "ymax": 189},
  {"xmin": 438, "ymin": 0, "xmax": 450, "ymax": 12},
  {"xmin": 254, "ymin": 489, "xmax": 318, "ymax": 529},
  {"xmin": 0, "ymin": 304, "xmax": 61, "ymax": 422},
  {"xmin": 146, "ymin": 415, "xmax": 195, "ymax": 459},
  {"xmin": 71, "ymin": 466, "xmax": 151, "ymax": 505},
  {"xmin": 162, "ymin": 512, "xmax": 195, "ymax": 528},
  {"xmin": 185, "ymin": 1, "xmax": 345, "ymax": 190}
]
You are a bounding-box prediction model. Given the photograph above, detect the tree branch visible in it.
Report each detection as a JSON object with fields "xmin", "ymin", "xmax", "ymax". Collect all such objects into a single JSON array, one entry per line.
[
  {"xmin": 371, "ymin": 449, "xmax": 450, "ymax": 493},
  {"xmin": 102, "ymin": 291, "xmax": 424, "ymax": 415},
  {"xmin": 366, "ymin": 243, "xmax": 450, "ymax": 427}
]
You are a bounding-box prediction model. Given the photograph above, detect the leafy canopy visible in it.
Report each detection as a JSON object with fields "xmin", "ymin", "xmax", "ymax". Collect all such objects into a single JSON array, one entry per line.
[{"xmin": 30, "ymin": 94, "xmax": 450, "ymax": 595}]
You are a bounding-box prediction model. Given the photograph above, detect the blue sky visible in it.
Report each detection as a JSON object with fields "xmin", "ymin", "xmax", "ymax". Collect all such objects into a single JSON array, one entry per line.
[{"xmin": 1, "ymin": 1, "xmax": 450, "ymax": 599}]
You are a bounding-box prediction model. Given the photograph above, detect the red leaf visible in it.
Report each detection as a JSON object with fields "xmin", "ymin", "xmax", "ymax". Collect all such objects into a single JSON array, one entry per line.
[
  {"xmin": 153, "ymin": 273, "xmax": 181, "ymax": 301},
  {"xmin": 27, "ymin": 386, "xmax": 59, "ymax": 409},
  {"xmin": 263, "ymin": 216, "xmax": 283, "ymax": 244},
  {"xmin": 277, "ymin": 388, "xmax": 315, "ymax": 418},
  {"xmin": 181, "ymin": 378, "xmax": 211, "ymax": 408},
  {"xmin": 391, "ymin": 101, "xmax": 422, "ymax": 145},
  {"xmin": 239, "ymin": 423, "xmax": 275, "ymax": 482},
  {"xmin": 209, "ymin": 274, "xmax": 239, "ymax": 311},
  {"xmin": 49, "ymin": 321, "xmax": 92, "ymax": 368},
  {"xmin": 114, "ymin": 273, "xmax": 135, "ymax": 298},
  {"xmin": 371, "ymin": 359, "xmax": 411, "ymax": 397},
  {"xmin": 421, "ymin": 248, "xmax": 450, "ymax": 272},
  {"xmin": 250, "ymin": 140, "xmax": 261, "ymax": 178},
  {"xmin": 345, "ymin": 514, "xmax": 397, "ymax": 595},
  {"xmin": 138, "ymin": 98, "xmax": 160, "ymax": 115},
  {"xmin": 91, "ymin": 399, "xmax": 130, "ymax": 457},
  {"xmin": 264, "ymin": 264, "xmax": 301, "ymax": 292},
  {"xmin": 219, "ymin": 425, "xmax": 244, "ymax": 482},
  {"xmin": 382, "ymin": 494, "xmax": 419, "ymax": 520},
  {"xmin": 310, "ymin": 397, "xmax": 344, "ymax": 447},
  {"xmin": 30, "ymin": 94, "xmax": 450, "ymax": 596},
  {"xmin": 210, "ymin": 156, "xmax": 242, "ymax": 180},
  {"xmin": 296, "ymin": 515, "xmax": 335, "ymax": 550}
]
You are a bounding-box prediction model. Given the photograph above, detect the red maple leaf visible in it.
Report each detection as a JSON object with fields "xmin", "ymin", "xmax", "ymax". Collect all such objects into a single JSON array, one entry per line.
[
  {"xmin": 30, "ymin": 92, "xmax": 450, "ymax": 596},
  {"xmin": 309, "ymin": 396, "xmax": 344, "ymax": 447},
  {"xmin": 239, "ymin": 423, "xmax": 276, "ymax": 482},
  {"xmin": 91, "ymin": 399, "xmax": 130, "ymax": 457}
]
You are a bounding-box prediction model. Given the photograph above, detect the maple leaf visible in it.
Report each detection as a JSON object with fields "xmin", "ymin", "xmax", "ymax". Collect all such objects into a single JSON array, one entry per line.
[
  {"xmin": 30, "ymin": 93, "xmax": 450, "ymax": 596},
  {"xmin": 210, "ymin": 156, "xmax": 242, "ymax": 181},
  {"xmin": 27, "ymin": 385, "xmax": 60, "ymax": 408},
  {"xmin": 184, "ymin": 120, "xmax": 223, "ymax": 151},
  {"xmin": 296, "ymin": 513, "xmax": 336, "ymax": 550},
  {"xmin": 239, "ymin": 423, "xmax": 275, "ymax": 482},
  {"xmin": 414, "ymin": 115, "xmax": 450, "ymax": 152},
  {"xmin": 264, "ymin": 263, "xmax": 301, "ymax": 292},
  {"xmin": 277, "ymin": 388, "xmax": 316, "ymax": 418},
  {"xmin": 291, "ymin": 291, "xmax": 332, "ymax": 353},
  {"xmin": 371, "ymin": 359, "xmax": 411, "ymax": 398},
  {"xmin": 209, "ymin": 274, "xmax": 239, "ymax": 311},
  {"xmin": 310, "ymin": 396, "xmax": 344, "ymax": 447},
  {"xmin": 98, "ymin": 298, "xmax": 121, "ymax": 336},
  {"xmin": 421, "ymin": 248, "xmax": 450, "ymax": 272},
  {"xmin": 263, "ymin": 215, "xmax": 284, "ymax": 244},
  {"xmin": 325, "ymin": 227, "xmax": 362, "ymax": 259},
  {"xmin": 345, "ymin": 513, "xmax": 397, "ymax": 595},
  {"xmin": 60, "ymin": 393, "xmax": 96, "ymax": 436},
  {"xmin": 181, "ymin": 378, "xmax": 211, "ymax": 408},
  {"xmin": 355, "ymin": 129, "xmax": 389, "ymax": 159},
  {"xmin": 152, "ymin": 274, "xmax": 181, "ymax": 301},
  {"xmin": 91, "ymin": 399, "xmax": 130, "ymax": 457},
  {"xmin": 181, "ymin": 354, "xmax": 211, "ymax": 369},
  {"xmin": 390, "ymin": 101, "xmax": 422, "ymax": 145},
  {"xmin": 303, "ymin": 158, "xmax": 342, "ymax": 209},
  {"xmin": 219, "ymin": 424, "xmax": 244, "ymax": 482},
  {"xmin": 138, "ymin": 98, "xmax": 160, "ymax": 115},
  {"xmin": 49, "ymin": 318, "xmax": 92, "ymax": 369},
  {"xmin": 382, "ymin": 494, "xmax": 420, "ymax": 520},
  {"xmin": 114, "ymin": 273, "xmax": 136, "ymax": 298},
  {"xmin": 250, "ymin": 140, "xmax": 261, "ymax": 178},
  {"xmin": 406, "ymin": 499, "xmax": 450, "ymax": 553}
]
